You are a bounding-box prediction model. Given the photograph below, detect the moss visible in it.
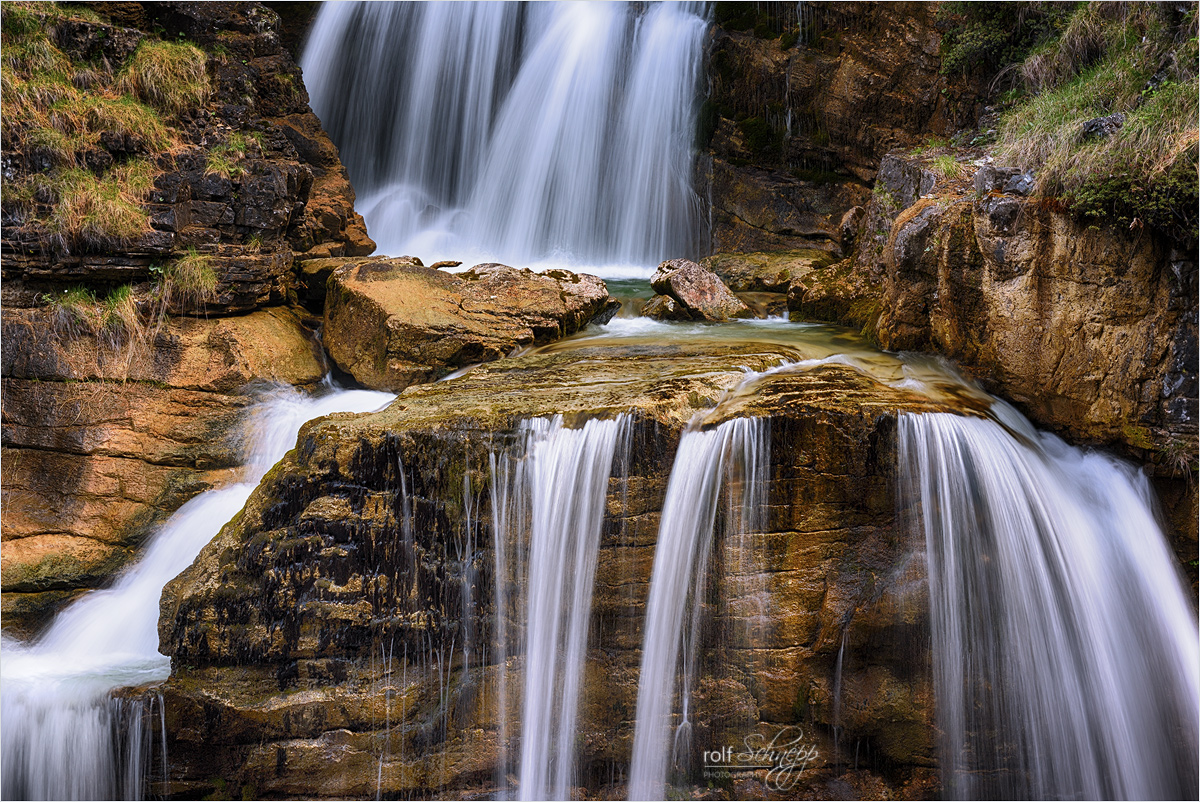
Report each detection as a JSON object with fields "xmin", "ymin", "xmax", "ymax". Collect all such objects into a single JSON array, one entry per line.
[
  {"xmin": 1122, "ymin": 423, "xmax": 1155, "ymax": 450},
  {"xmin": 737, "ymin": 116, "xmax": 783, "ymax": 160}
]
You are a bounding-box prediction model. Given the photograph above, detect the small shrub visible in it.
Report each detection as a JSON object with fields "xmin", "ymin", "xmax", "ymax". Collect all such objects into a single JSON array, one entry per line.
[{"xmin": 117, "ymin": 40, "xmax": 210, "ymax": 114}]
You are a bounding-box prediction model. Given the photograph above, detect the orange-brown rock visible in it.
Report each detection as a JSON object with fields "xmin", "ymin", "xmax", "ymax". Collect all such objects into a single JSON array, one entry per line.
[
  {"xmin": 323, "ymin": 257, "xmax": 618, "ymax": 391},
  {"xmin": 0, "ymin": 307, "xmax": 324, "ymax": 635}
]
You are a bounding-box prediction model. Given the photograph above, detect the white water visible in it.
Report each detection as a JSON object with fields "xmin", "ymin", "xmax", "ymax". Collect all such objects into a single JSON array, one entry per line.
[
  {"xmin": 899, "ymin": 412, "xmax": 1200, "ymax": 800},
  {"xmin": 489, "ymin": 415, "xmax": 629, "ymax": 800},
  {"xmin": 627, "ymin": 417, "xmax": 768, "ymax": 800},
  {"xmin": 0, "ymin": 383, "xmax": 394, "ymax": 801},
  {"xmin": 302, "ymin": 1, "xmax": 708, "ymax": 275}
]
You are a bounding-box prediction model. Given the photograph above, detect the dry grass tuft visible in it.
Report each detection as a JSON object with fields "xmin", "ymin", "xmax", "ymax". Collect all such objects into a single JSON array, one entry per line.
[
  {"xmin": 117, "ymin": 40, "xmax": 210, "ymax": 114},
  {"xmin": 47, "ymin": 160, "xmax": 157, "ymax": 251},
  {"xmin": 161, "ymin": 248, "xmax": 218, "ymax": 310}
]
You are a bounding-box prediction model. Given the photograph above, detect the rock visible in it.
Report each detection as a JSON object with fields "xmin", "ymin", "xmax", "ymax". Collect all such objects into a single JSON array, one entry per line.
[
  {"xmin": 323, "ymin": 257, "xmax": 617, "ymax": 391},
  {"xmin": 649, "ymin": 258, "xmax": 752, "ymax": 321},
  {"xmin": 701, "ymin": 249, "xmax": 836, "ymax": 293},
  {"xmin": 0, "ymin": 306, "xmax": 325, "ymax": 633},
  {"xmin": 840, "ymin": 205, "xmax": 867, "ymax": 250},
  {"xmin": 973, "ymin": 165, "xmax": 1022, "ymax": 196},
  {"xmin": 641, "ymin": 294, "xmax": 684, "ymax": 320},
  {"xmin": 156, "ymin": 335, "xmax": 961, "ymax": 797},
  {"xmin": 430, "ymin": 260, "xmax": 462, "ymax": 270},
  {"xmin": 1081, "ymin": 112, "xmax": 1125, "ymax": 140},
  {"xmin": 1001, "ymin": 171, "xmax": 1037, "ymax": 196}
]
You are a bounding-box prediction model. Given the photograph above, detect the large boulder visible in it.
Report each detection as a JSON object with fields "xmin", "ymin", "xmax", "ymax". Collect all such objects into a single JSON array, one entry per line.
[
  {"xmin": 701, "ymin": 249, "xmax": 836, "ymax": 293},
  {"xmin": 648, "ymin": 258, "xmax": 753, "ymax": 321},
  {"xmin": 323, "ymin": 257, "xmax": 617, "ymax": 391}
]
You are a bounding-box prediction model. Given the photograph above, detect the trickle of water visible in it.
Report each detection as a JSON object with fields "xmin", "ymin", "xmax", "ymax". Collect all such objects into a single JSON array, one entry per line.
[
  {"xmin": 628, "ymin": 417, "xmax": 768, "ymax": 800},
  {"xmin": 0, "ymin": 383, "xmax": 394, "ymax": 801},
  {"xmin": 489, "ymin": 415, "xmax": 629, "ymax": 801},
  {"xmin": 302, "ymin": 1, "xmax": 708, "ymax": 271},
  {"xmin": 899, "ymin": 411, "xmax": 1200, "ymax": 800}
]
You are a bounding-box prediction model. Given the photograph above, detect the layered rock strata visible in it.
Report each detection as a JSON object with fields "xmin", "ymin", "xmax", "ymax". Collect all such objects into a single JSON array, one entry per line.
[{"xmin": 155, "ymin": 337, "xmax": 962, "ymax": 799}]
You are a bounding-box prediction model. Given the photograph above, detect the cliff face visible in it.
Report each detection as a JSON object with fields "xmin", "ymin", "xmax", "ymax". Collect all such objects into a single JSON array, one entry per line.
[
  {"xmin": 155, "ymin": 341, "xmax": 956, "ymax": 799},
  {"xmin": 702, "ymin": 3, "xmax": 981, "ymax": 255},
  {"xmin": 0, "ymin": 1, "xmax": 372, "ymax": 633}
]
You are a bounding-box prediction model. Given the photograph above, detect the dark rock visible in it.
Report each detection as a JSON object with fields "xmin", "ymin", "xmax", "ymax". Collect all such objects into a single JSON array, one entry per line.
[
  {"xmin": 973, "ymin": 164, "xmax": 1021, "ymax": 196},
  {"xmin": 1081, "ymin": 113, "xmax": 1126, "ymax": 140},
  {"xmin": 1002, "ymin": 171, "xmax": 1037, "ymax": 196}
]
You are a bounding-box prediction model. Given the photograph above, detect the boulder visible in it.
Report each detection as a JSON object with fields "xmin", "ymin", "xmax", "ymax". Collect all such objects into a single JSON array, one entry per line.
[
  {"xmin": 649, "ymin": 258, "xmax": 752, "ymax": 321},
  {"xmin": 323, "ymin": 257, "xmax": 617, "ymax": 392},
  {"xmin": 701, "ymin": 249, "xmax": 836, "ymax": 293}
]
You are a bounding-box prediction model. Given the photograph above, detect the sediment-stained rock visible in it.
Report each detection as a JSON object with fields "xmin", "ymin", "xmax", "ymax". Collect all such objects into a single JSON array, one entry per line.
[
  {"xmin": 323, "ymin": 257, "xmax": 618, "ymax": 391},
  {"xmin": 156, "ymin": 336, "xmax": 962, "ymax": 799}
]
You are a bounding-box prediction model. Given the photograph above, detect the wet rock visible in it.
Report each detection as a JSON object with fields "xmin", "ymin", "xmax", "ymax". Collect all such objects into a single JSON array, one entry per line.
[
  {"xmin": 641, "ymin": 294, "xmax": 685, "ymax": 320},
  {"xmin": 0, "ymin": 306, "xmax": 325, "ymax": 633},
  {"xmin": 701, "ymin": 249, "xmax": 836, "ymax": 293},
  {"xmin": 323, "ymin": 257, "xmax": 617, "ymax": 391},
  {"xmin": 157, "ymin": 335, "xmax": 959, "ymax": 797},
  {"xmin": 650, "ymin": 258, "xmax": 752, "ymax": 321}
]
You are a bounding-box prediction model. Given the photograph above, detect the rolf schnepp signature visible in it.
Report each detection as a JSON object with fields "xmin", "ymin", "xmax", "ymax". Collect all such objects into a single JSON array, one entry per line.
[{"xmin": 702, "ymin": 726, "xmax": 820, "ymax": 791}]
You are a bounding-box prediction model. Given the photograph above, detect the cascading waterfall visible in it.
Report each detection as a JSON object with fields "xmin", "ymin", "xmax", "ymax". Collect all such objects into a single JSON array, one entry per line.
[
  {"xmin": 0, "ymin": 383, "xmax": 394, "ymax": 801},
  {"xmin": 302, "ymin": 1, "xmax": 708, "ymax": 270},
  {"xmin": 628, "ymin": 417, "xmax": 768, "ymax": 801},
  {"xmin": 898, "ymin": 411, "xmax": 1200, "ymax": 800},
  {"xmin": 490, "ymin": 415, "xmax": 630, "ymax": 801}
]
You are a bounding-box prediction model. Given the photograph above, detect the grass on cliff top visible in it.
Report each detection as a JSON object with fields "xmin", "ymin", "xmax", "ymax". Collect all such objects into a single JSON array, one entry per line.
[
  {"xmin": 993, "ymin": 2, "xmax": 1198, "ymax": 240},
  {"xmin": 1, "ymin": 2, "xmax": 215, "ymax": 252}
]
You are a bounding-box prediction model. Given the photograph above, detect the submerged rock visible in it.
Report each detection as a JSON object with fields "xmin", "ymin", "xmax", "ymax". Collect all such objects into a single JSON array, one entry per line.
[
  {"xmin": 648, "ymin": 258, "xmax": 753, "ymax": 321},
  {"xmin": 323, "ymin": 257, "xmax": 617, "ymax": 391}
]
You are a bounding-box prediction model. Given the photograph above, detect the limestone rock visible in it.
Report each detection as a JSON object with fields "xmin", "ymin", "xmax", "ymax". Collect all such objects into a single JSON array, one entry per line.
[
  {"xmin": 0, "ymin": 307, "xmax": 324, "ymax": 633},
  {"xmin": 323, "ymin": 257, "xmax": 617, "ymax": 391},
  {"xmin": 641, "ymin": 294, "xmax": 684, "ymax": 321},
  {"xmin": 701, "ymin": 249, "xmax": 835, "ymax": 293},
  {"xmin": 156, "ymin": 336, "xmax": 959, "ymax": 797},
  {"xmin": 649, "ymin": 258, "xmax": 752, "ymax": 321}
]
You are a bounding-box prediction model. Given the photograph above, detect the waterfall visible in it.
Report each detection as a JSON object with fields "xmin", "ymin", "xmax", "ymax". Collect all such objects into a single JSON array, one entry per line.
[
  {"xmin": 628, "ymin": 417, "xmax": 768, "ymax": 800},
  {"xmin": 0, "ymin": 383, "xmax": 394, "ymax": 800},
  {"xmin": 490, "ymin": 416, "xmax": 630, "ymax": 800},
  {"xmin": 899, "ymin": 412, "xmax": 1200, "ymax": 800},
  {"xmin": 302, "ymin": 1, "xmax": 709, "ymax": 271}
]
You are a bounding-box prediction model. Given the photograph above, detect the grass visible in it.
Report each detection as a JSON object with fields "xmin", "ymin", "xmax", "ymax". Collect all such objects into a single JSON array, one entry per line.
[
  {"xmin": 161, "ymin": 248, "xmax": 218, "ymax": 309},
  {"xmin": 46, "ymin": 160, "xmax": 157, "ymax": 251},
  {"xmin": 930, "ymin": 154, "xmax": 968, "ymax": 180},
  {"xmin": 994, "ymin": 2, "xmax": 1198, "ymax": 240},
  {"xmin": 117, "ymin": 40, "xmax": 210, "ymax": 114},
  {"xmin": 205, "ymin": 131, "xmax": 263, "ymax": 179}
]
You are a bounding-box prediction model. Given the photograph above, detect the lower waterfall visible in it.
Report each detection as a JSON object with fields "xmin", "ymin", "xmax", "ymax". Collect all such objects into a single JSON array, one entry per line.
[
  {"xmin": 898, "ymin": 411, "xmax": 1199, "ymax": 799},
  {"xmin": 491, "ymin": 416, "xmax": 631, "ymax": 801},
  {"xmin": 628, "ymin": 417, "xmax": 769, "ymax": 800},
  {"xmin": 0, "ymin": 383, "xmax": 394, "ymax": 801}
]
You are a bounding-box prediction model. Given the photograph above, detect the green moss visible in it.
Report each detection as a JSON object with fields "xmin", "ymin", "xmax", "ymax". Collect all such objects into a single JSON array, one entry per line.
[
  {"xmin": 737, "ymin": 116, "xmax": 783, "ymax": 160},
  {"xmin": 1122, "ymin": 423, "xmax": 1154, "ymax": 450}
]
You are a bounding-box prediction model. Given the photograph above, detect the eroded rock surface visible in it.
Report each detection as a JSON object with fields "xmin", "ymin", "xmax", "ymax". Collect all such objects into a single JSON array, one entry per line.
[
  {"xmin": 646, "ymin": 258, "xmax": 752, "ymax": 322},
  {"xmin": 0, "ymin": 307, "xmax": 324, "ymax": 634},
  {"xmin": 323, "ymin": 257, "xmax": 618, "ymax": 391},
  {"xmin": 156, "ymin": 336, "xmax": 960, "ymax": 799}
]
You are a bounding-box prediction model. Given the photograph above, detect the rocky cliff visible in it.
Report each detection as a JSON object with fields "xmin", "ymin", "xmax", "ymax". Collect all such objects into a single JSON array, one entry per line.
[
  {"xmin": 0, "ymin": 0, "xmax": 371, "ymax": 632},
  {"xmin": 155, "ymin": 338, "xmax": 960, "ymax": 799}
]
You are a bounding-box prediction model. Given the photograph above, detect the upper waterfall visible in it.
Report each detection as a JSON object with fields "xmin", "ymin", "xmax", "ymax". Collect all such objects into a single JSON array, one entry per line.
[{"xmin": 301, "ymin": 1, "xmax": 709, "ymax": 273}]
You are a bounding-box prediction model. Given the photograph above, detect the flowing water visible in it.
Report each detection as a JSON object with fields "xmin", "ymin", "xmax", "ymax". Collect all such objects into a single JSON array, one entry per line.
[
  {"xmin": 302, "ymin": 1, "xmax": 708, "ymax": 272},
  {"xmin": 489, "ymin": 416, "xmax": 631, "ymax": 800},
  {"xmin": 0, "ymin": 383, "xmax": 394, "ymax": 800},
  {"xmin": 627, "ymin": 417, "xmax": 768, "ymax": 801},
  {"xmin": 899, "ymin": 411, "xmax": 1199, "ymax": 800}
]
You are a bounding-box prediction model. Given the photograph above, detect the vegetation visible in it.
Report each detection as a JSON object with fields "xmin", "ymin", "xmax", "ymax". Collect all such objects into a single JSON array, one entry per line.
[
  {"xmin": 930, "ymin": 154, "xmax": 969, "ymax": 180},
  {"xmin": 117, "ymin": 40, "xmax": 209, "ymax": 114},
  {"xmin": 46, "ymin": 161, "xmax": 156, "ymax": 250},
  {"xmin": 160, "ymin": 248, "xmax": 218, "ymax": 309},
  {"xmin": 204, "ymin": 132, "xmax": 261, "ymax": 179},
  {"xmin": 993, "ymin": 3, "xmax": 1198, "ymax": 241},
  {"xmin": 938, "ymin": 2, "xmax": 1077, "ymax": 79}
]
